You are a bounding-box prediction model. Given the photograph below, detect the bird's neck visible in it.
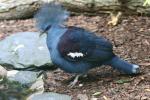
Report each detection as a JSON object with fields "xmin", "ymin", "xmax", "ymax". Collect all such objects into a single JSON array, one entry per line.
[
  {"xmin": 47, "ymin": 25, "xmax": 67, "ymax": 37},
  {"xmin": 46, "ymin": 25, "xmax": 67, "ymax": 48}
]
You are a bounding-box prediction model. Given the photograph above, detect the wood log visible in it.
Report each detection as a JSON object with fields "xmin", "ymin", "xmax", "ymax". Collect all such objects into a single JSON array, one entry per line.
[
  {"xmin": 0, "ymin": 0, "xmax": 42, "ymax": 20},
  {"xmin": 0, "ymin": 0, "xmax": 150, "ymax": 20},
  {"xmin": 56, "ymin": 0, "xmax": 150, "ymax": 15}
]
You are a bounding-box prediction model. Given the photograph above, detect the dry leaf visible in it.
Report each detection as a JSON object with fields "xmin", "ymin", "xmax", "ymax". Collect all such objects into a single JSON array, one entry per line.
[
  {"xmin": 92, "ymin": 92, "xmax": 101, "ymax": 96},
  {"xmin": 115, "ymin": 79, "xmax": 131, "ymax": 84},
  {"xmin": 145, "ymin": 88, "xmax": 150, "ymax": 92},
  {"xmin": 77, "ymin": 94, "xmax": 88, "ymax": 100},
  {"xmin": 139, "ymin": 63, "xmax": 150, "ymax": 66},
  {"xmin": 103, "ymin": 96, "xmax": 110, "ymax": 100},
  {"xmin": 91, "ymin": 97, "xmax": 98, "ymax": 100}
]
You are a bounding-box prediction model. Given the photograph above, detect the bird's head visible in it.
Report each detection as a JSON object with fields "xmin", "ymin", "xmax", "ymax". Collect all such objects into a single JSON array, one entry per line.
[{"xmin": 34, "ymin": 2, "xmax": 69, "ymax": 36}]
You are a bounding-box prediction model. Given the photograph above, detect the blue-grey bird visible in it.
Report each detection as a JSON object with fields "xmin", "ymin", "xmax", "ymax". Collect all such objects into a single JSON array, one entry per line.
[{"xmin": 34, "ymin": 3, "xmax": 140, "ymax": 87}]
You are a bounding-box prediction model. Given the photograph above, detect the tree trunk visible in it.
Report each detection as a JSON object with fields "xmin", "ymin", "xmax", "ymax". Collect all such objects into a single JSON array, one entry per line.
[
  {"xmin": 56, "ymin": 0, "xmax": 150, "ymax": 15},
  {"xmin": 0, "ymin": 0, "xmax": 42, "ymax": 20},
  {"xmin": 0, "ymin": 0, "xmax": 150, "ymax": 20}
]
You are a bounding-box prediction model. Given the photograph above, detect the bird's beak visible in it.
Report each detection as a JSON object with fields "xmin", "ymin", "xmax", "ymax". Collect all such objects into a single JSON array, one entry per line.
[
  {"xmin": 39, "ymin": 25, "xmax": 51, "ymax": 37},
  {"xmin": 39, "ymin": 31, "xmax": 46, "ymax": 37}
]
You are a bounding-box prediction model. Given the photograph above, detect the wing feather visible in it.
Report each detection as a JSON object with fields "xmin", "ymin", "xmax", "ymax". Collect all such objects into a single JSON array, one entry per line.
[{"xmin": 58, "ymin": 26, "xmax": 114, "ymax": 62}]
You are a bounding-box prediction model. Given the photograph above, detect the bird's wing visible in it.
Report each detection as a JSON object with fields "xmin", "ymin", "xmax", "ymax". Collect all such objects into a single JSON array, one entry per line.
[{"xmin": 58, "ymin": 26, "xmax": 114, "ymax": 62}]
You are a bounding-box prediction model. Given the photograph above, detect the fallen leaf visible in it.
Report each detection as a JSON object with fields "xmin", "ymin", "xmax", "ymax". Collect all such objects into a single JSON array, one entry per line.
[
  {"xmin": 141, "ymin": 96, "xmax": 148, "ymax": 100},
  {"xmin": 139, "ymin": 63, "xmax": 150, "ymax": 66},
  {"xmin": 92, "ymin": 92, "xmax": 101, "ymax": 96},
  {"xmin": 143, "ymin": 40, "xmax": 150, "ymax": 45},
  {"xmin": 77, "ymin": 94, "xmax": 88, "ymax": 100},
  {"xmin": 139, "ymin": 28, "xmax": 144, "ymax": 32},
  {"xmin": 103, "ymin": 96, "xmax": 110, "ymax": 100},
  {"xmin": 91, "ymin": 97, "xmax": 98, "ymax": 100},
  {"xmin": 145, "ymin": 88, "xmax": 150, "ymax": 92},
  {"xmin": 115, "ymin": 79, "xmax": 130, "ymax": 84},
  {"xmin": 140, "ymin": 76, "xmax": 145, "ymax": 80},
  {"xmin": 134, "ymin": 76, "xmax": 145, "ymax": 86}
]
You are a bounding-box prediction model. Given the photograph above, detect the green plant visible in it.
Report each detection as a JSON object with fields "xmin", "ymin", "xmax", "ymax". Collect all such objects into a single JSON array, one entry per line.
[
  {"xmin": 0, "ymin": 78, "xmax": 35, "ymax": 100},
  {"xmin": 143, "ymin": 0, "xmax": 150, "ymax": 6}
]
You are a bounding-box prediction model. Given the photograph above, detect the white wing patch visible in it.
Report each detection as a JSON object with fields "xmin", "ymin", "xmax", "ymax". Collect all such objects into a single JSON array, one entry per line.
[{"xmin": 67, "ymin": 52, "xmax": 84, "ymax": 58}]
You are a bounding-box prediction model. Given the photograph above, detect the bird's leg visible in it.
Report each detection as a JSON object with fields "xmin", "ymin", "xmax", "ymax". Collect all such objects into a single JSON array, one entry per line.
[{"xmin": 68, "ymin": 74, "xmax": 81, "ymax": 88}]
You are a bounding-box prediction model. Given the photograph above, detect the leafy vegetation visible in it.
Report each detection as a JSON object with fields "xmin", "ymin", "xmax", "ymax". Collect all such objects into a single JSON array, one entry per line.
[
  {"xmin": 143, "ymin": 0, "xmax": 150, "ymax": 6},
  {"xmin": 0, "ymin": 77, "xmax": 35, "ymax": 100}
]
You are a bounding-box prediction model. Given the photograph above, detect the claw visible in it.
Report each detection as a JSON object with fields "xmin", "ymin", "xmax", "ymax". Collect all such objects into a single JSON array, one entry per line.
[{"xmin": 68, "ymin": 75, "xmax": 80, "ymax": 88}]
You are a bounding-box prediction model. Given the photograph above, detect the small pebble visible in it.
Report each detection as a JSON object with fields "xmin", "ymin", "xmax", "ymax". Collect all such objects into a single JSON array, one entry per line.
[{"xmin": 79, "ymin": 83, "xmax": 83, "ymax": 87}]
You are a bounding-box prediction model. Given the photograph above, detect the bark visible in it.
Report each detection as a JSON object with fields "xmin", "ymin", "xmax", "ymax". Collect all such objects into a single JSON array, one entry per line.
[
  {"xmin": 56, "ymin": 0, "xmax": 150, "ymax": 15},
  {"xmin": 0, "ymin": 0, "xmax": 42, "ymax": 20},
  {"xmin": 0, "ymin": 0, "xmax": 150, "ymax": 20}
]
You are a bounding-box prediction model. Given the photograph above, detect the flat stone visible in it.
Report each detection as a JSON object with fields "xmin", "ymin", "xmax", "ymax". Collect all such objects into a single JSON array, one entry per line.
[
  {"xmin": 7, "ymin": 70, "xmax": 39, "ymax": 85},
  {"xmin": 27, "ymin": 92, "xmax": 72, "ymax": 100},
  {"xmin": 0, "ymin": 32, "xmax": 54, "ymax": 70}
]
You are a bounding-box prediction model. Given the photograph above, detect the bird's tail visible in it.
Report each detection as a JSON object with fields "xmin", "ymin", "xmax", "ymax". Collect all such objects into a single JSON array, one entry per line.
[
  {"xmin": 108, "ymin": 56, "xmax": 140, "ymax": 74},
  {"xmin": 34, "ymin": 2, "xmax": 69, "ymax": 32}
]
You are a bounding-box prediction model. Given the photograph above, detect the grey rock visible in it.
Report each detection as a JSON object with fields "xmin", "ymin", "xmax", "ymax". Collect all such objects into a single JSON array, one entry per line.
[
  {"xmin": 0, "ymin": 65, "xmax": 7, "ymax": 77},
  {"xmin": 30, "ymin": 75, "xmax": 44, "ymax": 92},
  {"xmin": 0, "ymin": 32, "xmax": 53, "ymax": 69},
  {"xmin": 0, "ymin": 75, "xmax": 37, "ymax": 100},
  {"xmin": 27, "ymin": 92, "xmax": 72, "ymax": 100},
  {"xmin": 7, "ymin": 70, "xmax": 39, "ymax": 85},
  {"xmin": 6, "ymin": 70, "xmax": 45, "ymax": 98}
]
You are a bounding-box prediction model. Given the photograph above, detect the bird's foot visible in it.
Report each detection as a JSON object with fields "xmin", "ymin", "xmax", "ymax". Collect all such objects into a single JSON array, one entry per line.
[{"xmin": 68, "ymin": 75, "xmax": 80, "ymax": 88}]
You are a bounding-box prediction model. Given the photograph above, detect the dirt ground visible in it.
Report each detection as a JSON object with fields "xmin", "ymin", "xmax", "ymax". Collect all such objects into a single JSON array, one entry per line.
[{"xmin": 0, "ymin": 15, "xmax": 150, "ymax": 100}]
